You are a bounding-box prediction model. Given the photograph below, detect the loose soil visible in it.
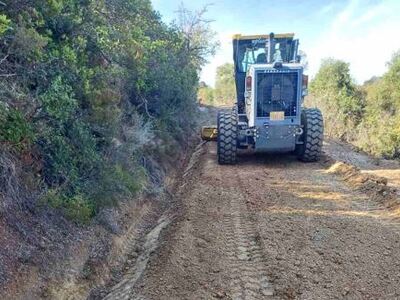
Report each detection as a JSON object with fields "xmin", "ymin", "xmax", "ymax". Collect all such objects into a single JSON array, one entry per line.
[{"xmin": 118, "ymin": 141, "xmax": 400, "ymax": 299}]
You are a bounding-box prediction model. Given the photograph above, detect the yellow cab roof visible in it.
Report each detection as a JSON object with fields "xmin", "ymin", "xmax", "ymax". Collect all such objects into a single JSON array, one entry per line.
[{"xmin": 232, "ymin": 33, "xmax": 295, "ymax": 40}]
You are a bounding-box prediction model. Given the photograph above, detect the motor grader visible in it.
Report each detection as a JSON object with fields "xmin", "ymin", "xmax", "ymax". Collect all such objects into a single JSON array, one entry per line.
[{"xmin": 201, "ymin": 32, "xmax": 323, "ymax": 164}]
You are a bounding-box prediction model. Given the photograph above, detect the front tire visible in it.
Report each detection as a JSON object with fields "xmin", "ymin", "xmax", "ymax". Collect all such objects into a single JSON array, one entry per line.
[
  {"xmin": 296, "ymin": 108, "xmax": 324, "ymax": 162},
  {"xmin": 217, "ymin": 111, "xmax": 238, "ymax": 165}
]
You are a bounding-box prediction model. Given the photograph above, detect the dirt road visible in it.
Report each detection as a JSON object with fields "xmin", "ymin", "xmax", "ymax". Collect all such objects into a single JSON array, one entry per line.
[{"xmin": 102, "ymin": 140, "xmax": 400, "ymax": 300}]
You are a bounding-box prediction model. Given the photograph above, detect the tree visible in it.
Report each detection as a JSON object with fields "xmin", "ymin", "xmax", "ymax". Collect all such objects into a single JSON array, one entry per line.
[
  {"xmin": 308, "ymin": 58, "xmax": 364, "ymax": 139},
  {"xmin": 356, "ymin": 51, "xmax": 400, "ymax": 157},
  {"xmin": 176, "ymin": 3, "xmax": 220, "ymax": 68},
  {"xmin": 214, "ymin": 63, "xmax": 235, "ymax": 106},
  {"xmin": 198, "ymin": 83, "xmax": 214, "ymax": 105}
]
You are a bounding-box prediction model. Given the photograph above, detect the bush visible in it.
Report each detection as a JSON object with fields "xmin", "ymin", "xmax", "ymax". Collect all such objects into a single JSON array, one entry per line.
[
  {"xmin": 0, "ymin": 0, "xmax": 216, "ymax": 222},
  {"xmin": 214, "ymin": 63, "xmax": 235, "ymax": 106},
  {"xmin": 309, "ymin": 53, "xmax": 400, "ymax": 159},
  {"xmin": 308, "ymin": 58, "xmax": 364, "ymax": 140},
  {"xmin": 354, "ymin": 52, "xmax": 400, "ymax": 157},
  {"xmin": 89, "ymin": 164, "xmax": 146, "ymax": 208},
  {"xmin": 64, "ymin": 195, "xmax": 94, "ymax": 224},
  {"xmin": 43, "ymin": 190, "xmax": 94, "ymax": 224},
  {"xmin": 0, "ymin": 108, "xmax": 34, "ymax": 150},
  {"xmin": 197, "ymin": 63, "xmax": 235, "ymax": 106},
  {"xmin": 39, "ymin": 76, "xmax": 77, "ymax": 122},
  {"xmin": 0, "ymin": 14, "xmax": 10, "ymax": 35},
  {"xmin": 198, "ymin": 85, "xmax": 215, "ymax": 105}
]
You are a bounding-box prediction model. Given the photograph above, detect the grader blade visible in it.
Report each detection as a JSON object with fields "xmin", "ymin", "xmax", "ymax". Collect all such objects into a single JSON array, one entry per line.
[{"xmin": 201, "ymin": 126, "xmax": 218, "ymax": 141}]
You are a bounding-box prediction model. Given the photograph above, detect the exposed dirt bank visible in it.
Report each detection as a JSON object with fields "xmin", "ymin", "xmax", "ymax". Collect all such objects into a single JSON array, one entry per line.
[{"xmin": 0, "ymin": 106, "xmax": 218, "ymax": 300}]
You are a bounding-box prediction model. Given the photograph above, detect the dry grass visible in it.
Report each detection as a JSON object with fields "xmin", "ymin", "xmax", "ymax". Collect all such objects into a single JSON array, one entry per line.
[{"xmin": 0, "ymin": 148, "xmax": 23, "ymax": 212}]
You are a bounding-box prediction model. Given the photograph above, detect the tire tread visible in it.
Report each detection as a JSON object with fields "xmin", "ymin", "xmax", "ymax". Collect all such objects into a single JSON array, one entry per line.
[
  {"xmin": 217, "ymin": 111, "xmax": 238, "ymax": 165},
  {"xmin": 297, "ymin": 108, "xmax": 324, "ymax": 162}
]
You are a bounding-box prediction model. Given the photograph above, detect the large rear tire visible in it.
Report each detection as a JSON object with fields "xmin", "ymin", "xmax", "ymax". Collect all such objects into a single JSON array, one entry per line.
[
  {"xmin": 217, "ymin": 111, "xmax": 238, "ymax": 165},
  {"xmin": 296, "ymin": 108, "xmax": 324, "ymax": 162}
]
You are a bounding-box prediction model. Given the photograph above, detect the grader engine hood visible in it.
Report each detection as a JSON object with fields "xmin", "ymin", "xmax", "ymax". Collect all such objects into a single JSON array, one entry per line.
[{"xmin": 246, "ymin": 64, "xmax": 303, "ymax": 128}]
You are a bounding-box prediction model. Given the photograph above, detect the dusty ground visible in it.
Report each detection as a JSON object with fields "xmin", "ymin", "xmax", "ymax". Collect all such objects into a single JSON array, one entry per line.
[{"xmin": 101, "ymin": 137, "xmax": 400, "ymax": 299}]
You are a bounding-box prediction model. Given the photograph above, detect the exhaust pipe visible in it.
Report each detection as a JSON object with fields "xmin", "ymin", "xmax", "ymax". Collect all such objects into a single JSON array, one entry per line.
[{"xmin": 269, "ymin": 32, "xmax": 275, "ymax": 63}]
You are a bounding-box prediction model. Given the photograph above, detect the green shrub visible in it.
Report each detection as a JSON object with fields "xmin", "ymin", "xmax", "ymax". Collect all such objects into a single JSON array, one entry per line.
[
  {"xmin": 40, "ymin": 76, "xmax": 78, "ymax": 122},
  {"xmin": 310, "ymin": 53, "xmax": 400, "ymax": 158},
  {"xmin": 0, "ymin": 108, "xmax": 34, "ymax": 150},
  {"xmin": 0, "ymin": 14, "xmax": 10, "ymax": 35},
  {"xmin": 11, "ymin": 26, "xmax": 48, "ymax": 61},
  {"xmin": 354, "ymin": 52, "xmax": 400, "ymax": 157},
  {"xmin": 88, "ymin": 163, "xmax": 146, "ymax": 208},
  {"xmin": 64, "ymin": 195, "xmax": 94, "ymax": 224},
  {"xmin": 214, "ymin": 63, "xmax": 235, "ymax": 106},
  {"xmin": 41, "ymin": 189, "xmax": 63, "ymax": 209},
  {"xmin": 198, "ymin": 85, "xmax": 215, "ymax": 105},
  {"xmin": 42, "ymin": 189, "xmax": 94, "ymax": 224},
  {"xmin": 308, "ymin": 58, "xmax": 364, "ymax": 140}
]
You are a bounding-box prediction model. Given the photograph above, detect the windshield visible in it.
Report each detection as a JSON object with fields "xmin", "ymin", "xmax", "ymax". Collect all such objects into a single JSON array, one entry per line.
[
  {"xmin": 236, "ymin": 38, "xmax": 297, "ymax": 73},
  {"xmin": 242, "ymin": 47, "xmax": 268, "ymax": 72}
]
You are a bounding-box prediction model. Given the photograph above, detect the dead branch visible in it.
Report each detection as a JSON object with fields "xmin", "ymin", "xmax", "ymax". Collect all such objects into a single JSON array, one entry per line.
[
  {"xmin": 0, "ymin": 55, "xmax": 8, "ymax": 65},
  {"xmin": 141, "ymin": 96, "xmax": 155, "ymax": 119},
  {"xmin": 0, "ymin": 73, "xmax": 16, "ymax": 77}
]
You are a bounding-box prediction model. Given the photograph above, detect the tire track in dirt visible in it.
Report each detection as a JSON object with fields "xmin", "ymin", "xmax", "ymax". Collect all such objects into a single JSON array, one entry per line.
[
  {"xmin": 219, "ymin": 163, "xmax": 274, "ymax": 299},
  {"xmin": 103, "ymin": 140, "xmax": 400, "ymax": 299},
  {"xmin": 102, "ymin": 215, "xmax": 171, "ymax": 300},
  {"xmin": 101, "ymin": 143, "xmax": 210, "ymax": 300},
  {"xmin": 222, "ymin": 207, "xmax": 274, "ymax": 299},
  {"xmin": 192, "ymin": 145, "xmax": 276, "ymax": 299}
]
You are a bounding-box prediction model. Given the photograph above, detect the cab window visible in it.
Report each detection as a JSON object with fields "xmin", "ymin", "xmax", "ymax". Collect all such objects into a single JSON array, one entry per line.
[{"xmin": 241, "ymin": 48, "xmax": 267, "ymax": 72}]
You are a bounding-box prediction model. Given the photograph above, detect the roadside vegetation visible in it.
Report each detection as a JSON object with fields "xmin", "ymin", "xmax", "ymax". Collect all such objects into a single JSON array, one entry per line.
[
  {"xmin": 198, "ymin": 63, "xmax": 235, "ymax": 106},
  {"xmin": 308, "ymin": 52, "xmax": 400, "ymax": 159},
  {"xmin": 0, "ymin": 1, "xmax": 217, "ymax": 222}
]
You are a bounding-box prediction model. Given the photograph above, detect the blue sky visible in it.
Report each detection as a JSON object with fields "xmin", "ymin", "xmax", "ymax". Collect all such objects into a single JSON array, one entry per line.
[{"xmin": 151, "ymin": 0, "xmax": 400, "ymax": 86}]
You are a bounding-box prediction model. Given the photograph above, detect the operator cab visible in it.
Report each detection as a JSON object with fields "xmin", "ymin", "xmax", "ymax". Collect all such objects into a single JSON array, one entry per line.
[{"xmin": 233, "ymin": 33, "xmax": 300, "ymax": 115}]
